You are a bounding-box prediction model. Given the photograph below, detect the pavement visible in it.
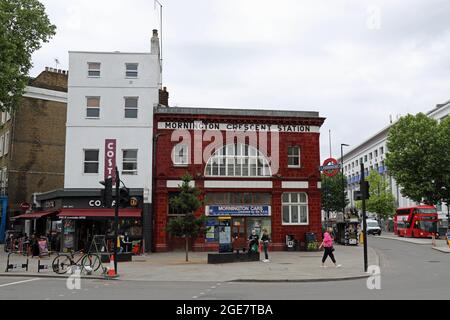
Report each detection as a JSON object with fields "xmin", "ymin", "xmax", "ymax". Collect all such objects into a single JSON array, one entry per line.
[
  {"xmin": 0, "ymin": 237, "xmax": 449, "ymax": 299},
  {"xmin": 0, "ymin": 244, "xmax": 377, "ymax": 282},
  {"xmin": 377, "ymin": 232, "xmax": 450, "ymax": 253}
]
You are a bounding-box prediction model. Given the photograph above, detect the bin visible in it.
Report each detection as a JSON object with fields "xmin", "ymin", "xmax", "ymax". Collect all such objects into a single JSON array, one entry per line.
[
  {"xmin": 305, "ymin": 232, "xmax": 317, "ymax": 251},
  {"xmin": 286, "ymin": 235, "xmax": 297, "ymax": 251},
  {"xmin": 305, "ymin": 232, "xmax": 316, "ymax": 243}
]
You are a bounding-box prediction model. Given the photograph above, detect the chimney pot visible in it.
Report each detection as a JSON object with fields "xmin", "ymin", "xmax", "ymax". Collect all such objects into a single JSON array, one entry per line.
[
  {"xmin": 45, "ymin": 67, "xmax": 49, "ymax": 71},
  {"xmin": 152, "ymin": 29, "xmax": 158, "ymax": 36}
]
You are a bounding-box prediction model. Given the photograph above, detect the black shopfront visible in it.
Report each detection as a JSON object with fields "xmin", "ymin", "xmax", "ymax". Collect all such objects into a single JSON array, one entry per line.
[{"xmin": 34, "ymin": 189, "xmax": 145, "ymax": 253}]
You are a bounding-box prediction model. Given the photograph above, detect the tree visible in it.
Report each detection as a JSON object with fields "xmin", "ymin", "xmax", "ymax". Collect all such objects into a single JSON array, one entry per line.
[
  {"xmin": 356, "ymin": 171, "xmax": 395, "ymax": 220},
  {"xmin": 166, "ymin": 173, "xmax": 205, "ymax": 262},
  {"xmin": 321, "ymin": 172, "xmax": 349, "ymax": 221},
  {"xmin": 437, "ymin": 116, "xmax": 450, "ymax": 209},
  {"xmin": 386, "ymin": 113, "xmax": 450, "ymax": 205},
  {"xmin": 0, "ymin": 0, "xmax": 56, "ymax": 112}
]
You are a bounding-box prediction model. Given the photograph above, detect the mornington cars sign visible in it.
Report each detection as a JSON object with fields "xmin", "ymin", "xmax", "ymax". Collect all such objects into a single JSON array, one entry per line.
[{"xmin": 206, "ymin": 205, "xmax": 271, "ymax": 217}]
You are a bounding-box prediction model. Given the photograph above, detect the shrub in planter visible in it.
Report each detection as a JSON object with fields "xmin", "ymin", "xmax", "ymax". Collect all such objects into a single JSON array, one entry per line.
[{"xmin": 306, "ymin": 241, "xmax": 320, "ymax": 252}]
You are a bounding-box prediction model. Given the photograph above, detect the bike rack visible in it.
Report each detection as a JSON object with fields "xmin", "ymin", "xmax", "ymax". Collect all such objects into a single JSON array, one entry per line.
[
  {"xmin": 37, "ymin": 259, "xmax": 50, "ymax": 273},
  {"xmin": 5, "ymin": 253, "xmax": 29, "ymax": 272}
]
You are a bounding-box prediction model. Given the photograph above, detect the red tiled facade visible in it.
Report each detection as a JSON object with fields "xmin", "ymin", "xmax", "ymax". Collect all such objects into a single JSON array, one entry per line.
[{"xmin": 153, "ymin": 107, "xmax": 326, "ymax": 252}]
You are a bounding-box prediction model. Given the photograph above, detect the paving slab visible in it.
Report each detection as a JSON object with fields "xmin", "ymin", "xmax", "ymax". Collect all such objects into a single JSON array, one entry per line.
[{"xmin": 0, "ymin": 245, "xmax": 379, "ymax": 282}]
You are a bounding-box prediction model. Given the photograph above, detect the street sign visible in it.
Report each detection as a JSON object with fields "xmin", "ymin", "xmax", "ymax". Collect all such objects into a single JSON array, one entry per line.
[
  {"xmin": 319, "ymin": 158, "xmax": 341, "ymax": 177},
  {"xmin": 20, "ymin": 202, "xmax": 31, "ymax": 211}
]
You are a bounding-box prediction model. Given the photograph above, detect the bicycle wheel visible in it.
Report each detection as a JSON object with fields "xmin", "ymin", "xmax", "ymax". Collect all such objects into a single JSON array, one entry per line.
[
  {"xmin": 81, "ymin": 254, "xmax": 101, "ymax": 273},
  {"xmin": 52, "ymin": 255, "xmax": 72, "ymax": 274}
]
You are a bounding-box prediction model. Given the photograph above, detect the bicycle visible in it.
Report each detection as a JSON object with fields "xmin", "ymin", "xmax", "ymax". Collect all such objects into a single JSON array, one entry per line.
[{"xmin": 52, "ymin": 250, "xmax": 102, "ymax": 275}]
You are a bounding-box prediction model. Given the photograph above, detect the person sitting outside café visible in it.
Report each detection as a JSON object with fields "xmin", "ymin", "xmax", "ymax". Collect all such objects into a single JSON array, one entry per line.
[{"xmin": 248, "ymin": 229, "xmax": 259, "ymax": 255}]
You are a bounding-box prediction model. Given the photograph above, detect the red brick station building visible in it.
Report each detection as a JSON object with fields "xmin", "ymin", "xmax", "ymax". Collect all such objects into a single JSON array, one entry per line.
[{"xmin": 153, "ymin": 106, "xmax": 325, "ymax": 252}]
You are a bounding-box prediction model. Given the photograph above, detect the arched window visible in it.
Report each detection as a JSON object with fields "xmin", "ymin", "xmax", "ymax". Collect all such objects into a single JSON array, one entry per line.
[{"xmin": 205, "ymin": 144, "xmax": 272, "ymax": 177}]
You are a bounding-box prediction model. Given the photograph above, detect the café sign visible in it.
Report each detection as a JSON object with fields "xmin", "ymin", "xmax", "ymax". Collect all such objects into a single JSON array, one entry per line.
[{"xmin": 104, "ymin": 139, "xmax": 116, "ymax": 181}]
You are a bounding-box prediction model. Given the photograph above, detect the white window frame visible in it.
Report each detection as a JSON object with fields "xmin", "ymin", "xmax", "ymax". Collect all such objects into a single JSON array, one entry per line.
[
  {"xmin": 83, "ymin": 149, "xmax": 100, "ymax": 174},
  {"xmin": 87, "ymin": 62, "xmax": 101, "ymax": 77},
  {"xmin": 0, "ymin": 135, "xmax": 4, "ymax": 157},
  {"xmin": 205, "ymin": 144, "xmax": 271, "ymax": 177},
  {"xmin": 287, "ymin": 146, "xmax": 301, "ymax": 168},
  {"xmin": 125, "ymin": 63, "xmax": 138, "ymax": 78},
  {"xmin": 122, "ymin": 149, "xmax": 138, "ymax": 175},
  {"xmin": 172, "ymin": 144, "xmax": 189, "ymax": 166},
  {"xmin": 86, "ymin": 96, "xmax": 100, "ymax": 119},
  {"xmin": 282, "ymin": 192, "xmax": 309, "ymax": 225},
  {"xmin": 124, "ymin": 97, "xmax": 138, "ymax": 119},
  {"xmin": 3, "ymin": 131, "xmax": 9, "ymax": 155}
]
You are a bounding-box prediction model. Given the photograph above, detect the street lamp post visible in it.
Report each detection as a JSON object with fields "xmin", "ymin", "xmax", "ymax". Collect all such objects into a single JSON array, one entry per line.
[{"xmin": 340, "ymin": 144, "xmax": 350, "ymax": 216}]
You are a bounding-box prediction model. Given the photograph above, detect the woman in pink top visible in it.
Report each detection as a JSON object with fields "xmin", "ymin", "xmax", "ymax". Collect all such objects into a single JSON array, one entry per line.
[{"xmin": 319, "ymin": 228, "xmax": 341, "ymax": 268}]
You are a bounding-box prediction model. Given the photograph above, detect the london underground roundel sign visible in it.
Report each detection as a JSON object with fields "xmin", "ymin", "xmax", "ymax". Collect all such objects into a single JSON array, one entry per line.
[{"xmin": 320, "ymin": 158, "xmax": 341, "ymax": 177}]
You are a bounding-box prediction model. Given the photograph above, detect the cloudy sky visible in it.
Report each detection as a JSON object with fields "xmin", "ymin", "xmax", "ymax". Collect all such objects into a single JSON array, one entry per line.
[{"xmin": 31, "ymin": 0, "xmax": 450, "ymax": 160}]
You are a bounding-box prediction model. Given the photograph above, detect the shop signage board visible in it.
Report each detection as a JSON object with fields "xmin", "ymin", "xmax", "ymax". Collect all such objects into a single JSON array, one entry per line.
[
  {"xmin": 158, "ymin": 121, "xmax": 320, "ymax": 133},
  {"xmin": 104, "ymin": 139, "xmax": 116, "ymax": 181},
  {"xmin": 206, "ymin": 205, "xmax": 271, "ymax": 217}
]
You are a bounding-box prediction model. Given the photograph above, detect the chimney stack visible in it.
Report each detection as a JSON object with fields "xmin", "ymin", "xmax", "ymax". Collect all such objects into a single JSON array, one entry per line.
[
  {"xmin": 151, "ymin": 29, "xmax": 160, "ymax": 56},
  {"xmin": 159, "ymin": 86, "xmax": 169, "ymax": 107}
]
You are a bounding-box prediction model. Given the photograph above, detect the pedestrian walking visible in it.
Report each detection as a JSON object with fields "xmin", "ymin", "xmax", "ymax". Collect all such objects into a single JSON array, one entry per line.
[
  {"xmin": 319, "ymin": 227, "xmax": 341, "ymax": 268},
  {"xmin": 260, "ymin": 229, "xmax": 271, "ymax": 262}
]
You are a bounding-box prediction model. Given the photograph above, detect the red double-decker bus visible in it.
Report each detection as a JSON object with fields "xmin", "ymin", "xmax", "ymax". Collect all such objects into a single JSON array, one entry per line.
[{"xmin": 394, "ymin": 205, "xmax": 439, "ymax": 238}]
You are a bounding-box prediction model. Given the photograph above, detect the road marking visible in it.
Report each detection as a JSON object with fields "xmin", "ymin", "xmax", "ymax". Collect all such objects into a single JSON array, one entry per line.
[
  {"xmin": 192, "ymin": 296, "xmax": 198, "ymax": 299},
  {"xmin": 0, "ymin": 278, "xmax": 40, "ymax": 288}
]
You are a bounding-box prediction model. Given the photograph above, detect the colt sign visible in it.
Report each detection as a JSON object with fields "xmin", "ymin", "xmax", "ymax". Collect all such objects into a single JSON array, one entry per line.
[{"xmin": 104, "ymin": 139, "xmax": 116, "ymax": 181}]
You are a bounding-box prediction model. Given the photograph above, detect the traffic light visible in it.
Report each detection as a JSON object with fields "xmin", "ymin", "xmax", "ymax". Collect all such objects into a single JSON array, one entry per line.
[
  {"xmin": 100, "ymin": 178, "xmax": 113, "ymax": 208},
  {"xmin": 360, "ymin": 180, "xmax": 370, "ymax": 200},
  {"xmin": 119, "ymin": 186, "xmax": 130, "ymax": 208}
]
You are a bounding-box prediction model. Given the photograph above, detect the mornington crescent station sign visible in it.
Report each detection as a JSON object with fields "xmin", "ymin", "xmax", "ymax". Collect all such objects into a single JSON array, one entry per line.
[{"xmin": 158, "ymin": 121, "xmax": 320, "ymax": 133}]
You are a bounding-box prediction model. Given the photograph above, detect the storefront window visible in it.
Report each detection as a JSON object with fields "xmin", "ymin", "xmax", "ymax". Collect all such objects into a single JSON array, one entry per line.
[
  {"xmin": 282, "ymin": 192, "xmax": 309, "ymax": 225},
  {"xmin": 246, "ymin": 217, "xmax": 271, "ymax": 238}
]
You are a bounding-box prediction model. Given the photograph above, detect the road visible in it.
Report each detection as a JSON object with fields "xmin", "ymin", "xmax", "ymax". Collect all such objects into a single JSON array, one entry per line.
[{"xmin": 0, "ymin": 237, "xmax": 449, "ymax": 300}]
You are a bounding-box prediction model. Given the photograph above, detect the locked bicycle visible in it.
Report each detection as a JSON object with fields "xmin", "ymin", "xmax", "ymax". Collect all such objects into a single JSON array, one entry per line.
[{"xmin": 52, "ymin": 250, "xmax": 102, "ymax": 275}]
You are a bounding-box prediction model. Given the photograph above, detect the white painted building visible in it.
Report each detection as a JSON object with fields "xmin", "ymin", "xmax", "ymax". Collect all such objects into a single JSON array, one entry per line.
[
  {"xmin": 339, "ymin": 101, "xmax": 449, "ymax": 221},
  {"xmin": 58, "ymin": 30, "xmax": 161, "ymax": 251}
]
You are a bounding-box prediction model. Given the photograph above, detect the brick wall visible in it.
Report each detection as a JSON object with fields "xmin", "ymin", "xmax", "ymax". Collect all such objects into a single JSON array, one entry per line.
[
  {"xmin": 6, "ymin": 81, "xmax": 67, "ymax": 214},
  {"xmin": 153, "ymin": 112, "xmax": 325, "ymax": 251},
  {"xmin": 30, "ymin": 68, "xmax": 68, "ymax": 92}
]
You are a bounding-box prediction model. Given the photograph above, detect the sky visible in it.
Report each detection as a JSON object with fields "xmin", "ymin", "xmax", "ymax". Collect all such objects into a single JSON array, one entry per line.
[{"xmin": 30, "ymin": 0, "xmax": 450, "ymax": 161}]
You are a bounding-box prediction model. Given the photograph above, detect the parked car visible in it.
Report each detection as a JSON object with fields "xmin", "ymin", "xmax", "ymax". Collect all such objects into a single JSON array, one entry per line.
[{"xmin": 365, "ymin": 219, "xmax": 382, "ymax": 236}]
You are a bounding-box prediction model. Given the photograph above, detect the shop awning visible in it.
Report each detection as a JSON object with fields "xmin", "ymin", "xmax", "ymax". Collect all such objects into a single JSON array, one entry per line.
[
  {"xmin": 14, "ymin": 210, "xmax": 60, "ymax": 219},
  {"xmin": 57, "ymin": 208, "xmax": 142, "ymax": 218}
]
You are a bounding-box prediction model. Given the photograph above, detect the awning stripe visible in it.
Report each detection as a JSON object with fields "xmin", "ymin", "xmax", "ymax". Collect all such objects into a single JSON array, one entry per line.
[{"xmin": 57, "ymin": 208, "xmax": 141, "ymax": 218}]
